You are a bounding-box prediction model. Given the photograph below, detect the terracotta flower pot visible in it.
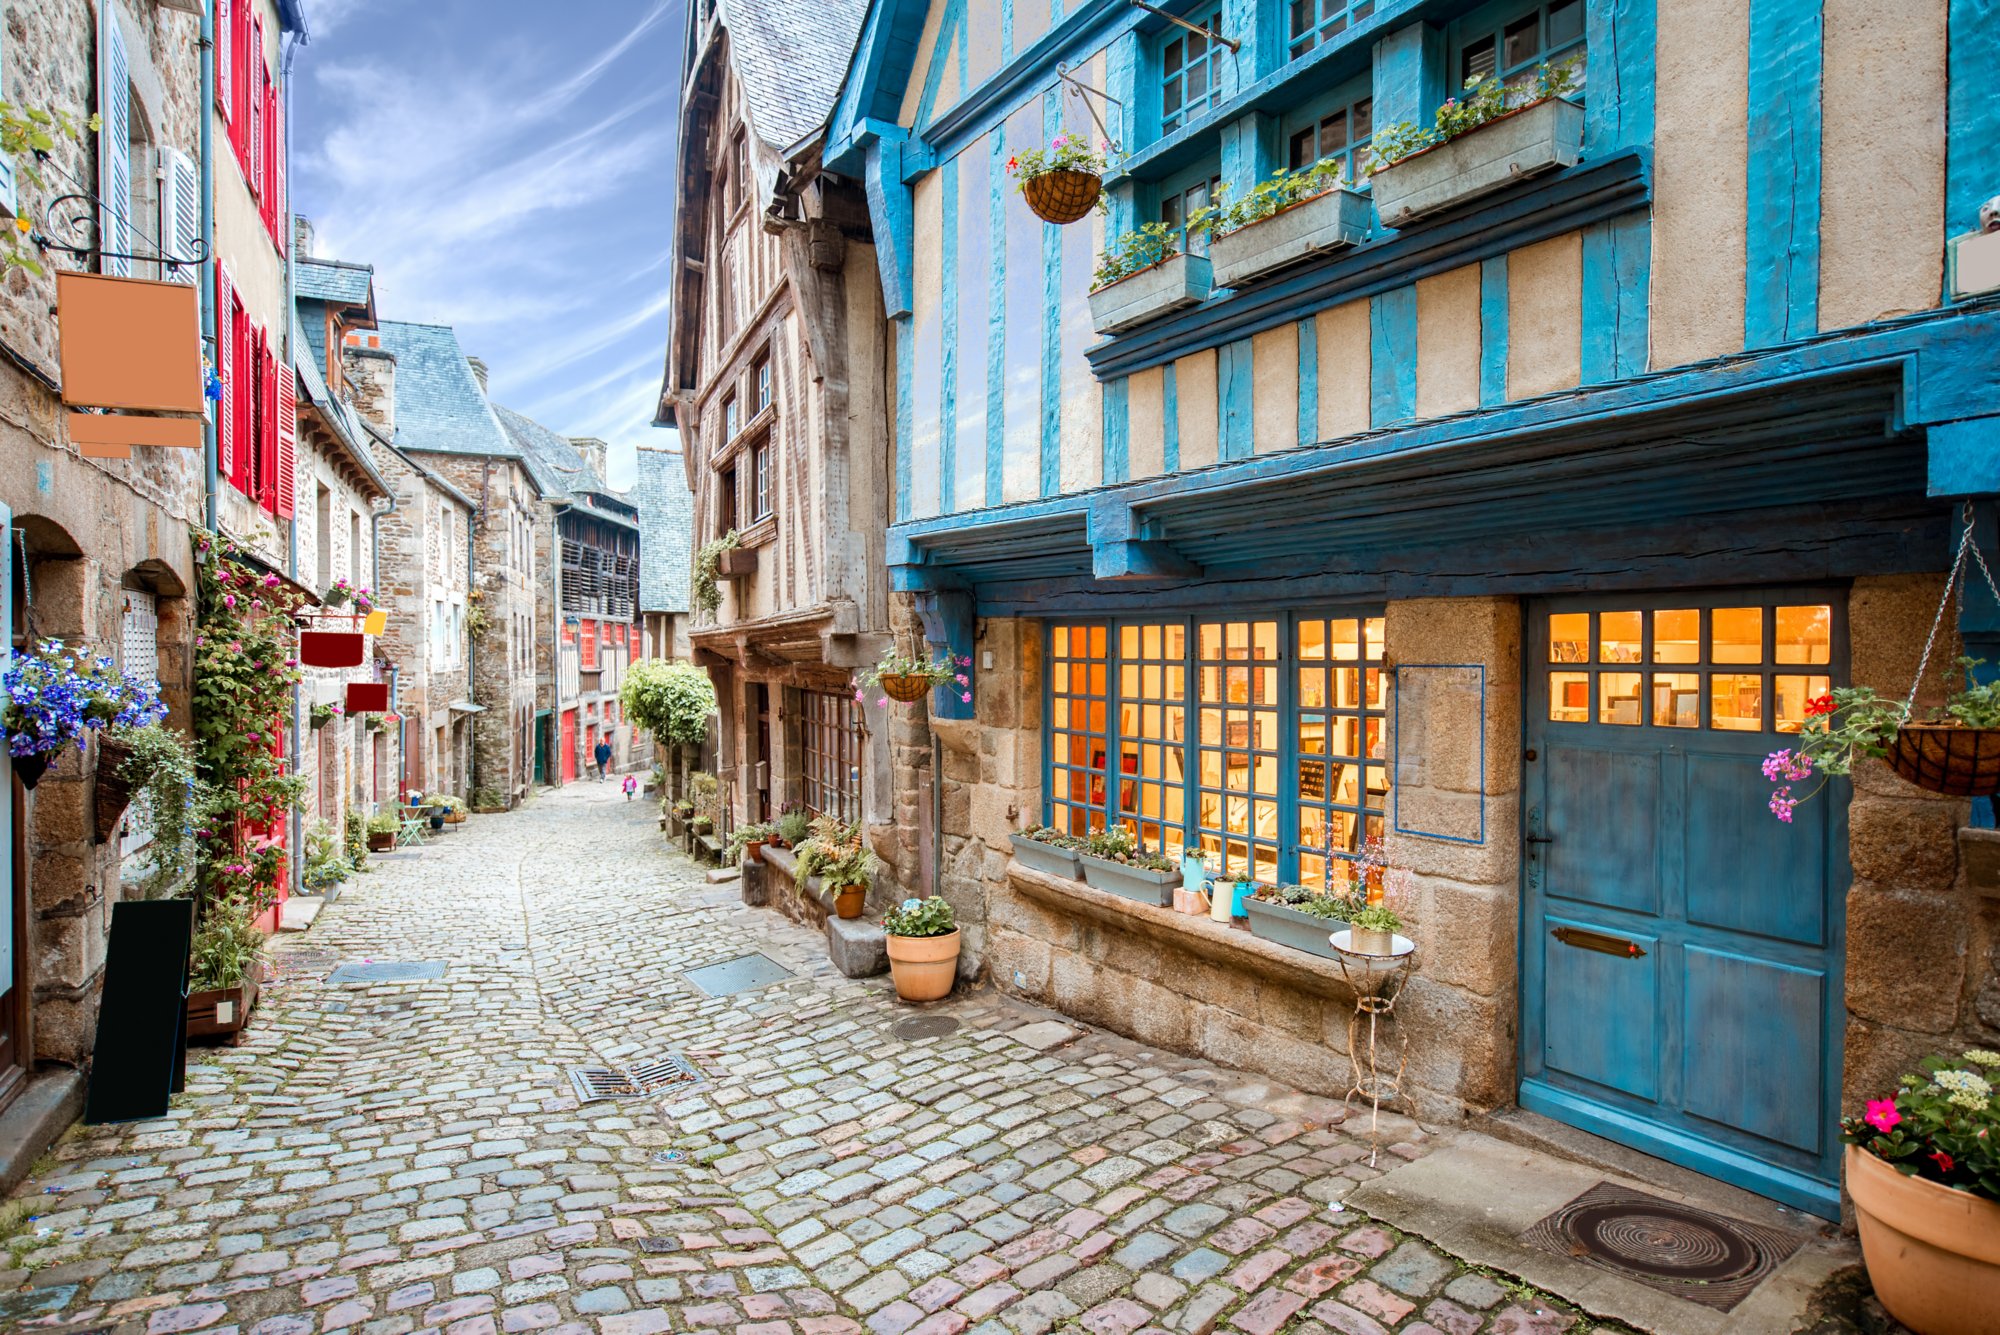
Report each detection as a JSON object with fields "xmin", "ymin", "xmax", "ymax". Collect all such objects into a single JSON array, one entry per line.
[
  {"xmin": 1847, "ymin": 1145, "xmax": 2000, "ymax": 1335},
  {"xmin": 885, "ymin": 928, "xmax": 960, "ymax": 1002},
  {"xmin": 833, "ymin": 885, "xmax": 865, "ymax": 920},
  {"xmin": 744, "ymin": 839, "xmax": 766, "ymax": 865},
  {"xmin": 367, "ymin": 831, "xmax": 395, "ymax": 851}
]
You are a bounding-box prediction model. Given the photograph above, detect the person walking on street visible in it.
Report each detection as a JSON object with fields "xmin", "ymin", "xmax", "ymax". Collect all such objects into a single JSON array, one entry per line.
[
  {"xmin": 622, "ymin": 773, "xmax": 638, "ymax": 801},
  {"xmin": 594, "ymin": 737, "xmax": 614, "ymax": 781}
]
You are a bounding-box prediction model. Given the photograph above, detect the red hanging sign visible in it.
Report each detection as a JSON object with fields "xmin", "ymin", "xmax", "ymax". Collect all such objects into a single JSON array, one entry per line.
[
  {"xmin": 345, "ymin": 682, "xmax": 389, "ymax": 712},
  {"xmin": 299, "ymin": 631, "xmax": 364, "ymax": 668}
]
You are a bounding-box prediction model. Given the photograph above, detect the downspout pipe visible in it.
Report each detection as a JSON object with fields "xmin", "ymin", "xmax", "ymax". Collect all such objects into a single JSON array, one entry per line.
[
  {"xmin": 370, "ymin": 487, "xmax": 398, "ymax": 798},
  {"xmin": 282, "ymin": 29, "xmax": 303, "ymax": 901},
  {"xmin": 200, "ymin": 0, "xmax": 217, "ymax": 530}
]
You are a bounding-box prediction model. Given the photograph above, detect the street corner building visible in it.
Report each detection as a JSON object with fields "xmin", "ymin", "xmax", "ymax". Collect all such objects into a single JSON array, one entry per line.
[
  {"xmin": 659, "ymin": 0, "xmax": 903, "ymax": 934},
  {"xmin": 752, "ymin": 0, "xmax": 2000, "ymax": 1222}
]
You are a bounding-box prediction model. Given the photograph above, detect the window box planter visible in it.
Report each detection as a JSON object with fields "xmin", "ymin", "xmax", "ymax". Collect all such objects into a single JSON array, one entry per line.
[
  {"xmin": 187, "ymin": 970, "xmax": 259, "ymax": 1043},
  {"xmin": 1089, "ymin": 254, "xmax": 1212, "ymax": 335},
  {"xmin": 1243, "ymin": 898, "xmax": 1350, "ymax": 959},
  {"xmin": 1009, "ymin": 832, "xmax": 1082, "ymax": 879},
  {"xmin": 1208, "ymin": 187, "xmax": 1371, "ymax": 288},
  {"xmin": 1370, "ymin": 96, "xmax": 1584, "ymax": 229},
  {"xmin": 1079, "ymin": 852, "xmax": 1176, "ymax": 907},
  {"xmin": 717, "ymin": 548, "xmax": 758, "ymax": 577}
]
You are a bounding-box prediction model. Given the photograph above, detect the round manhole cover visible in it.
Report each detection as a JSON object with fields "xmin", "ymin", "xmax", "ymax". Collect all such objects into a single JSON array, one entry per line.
[
  {"xmin": 1522, "ymin": 1184, "xmax": 1804, "ymax": 1312},
  {"xmin": 890, "ymin": 1015, "xmax": 961, "ymax": 1042}
]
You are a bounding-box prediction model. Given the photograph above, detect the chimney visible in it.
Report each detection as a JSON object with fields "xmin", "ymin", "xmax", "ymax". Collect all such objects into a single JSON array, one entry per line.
[
  {"xmin": 466, "ymin": 355, "xmax": 489, "ymax": 393},
  {"xmin": 294, "ymin": 215, "xmax": 315, "ymax": 259},
  {"xmin": 568, "ymin": 436, "xmax": 609, "ymax": 481},
  {"xmin": 343, "ymin": 343, "xmax": 398, "ymax": 435}
]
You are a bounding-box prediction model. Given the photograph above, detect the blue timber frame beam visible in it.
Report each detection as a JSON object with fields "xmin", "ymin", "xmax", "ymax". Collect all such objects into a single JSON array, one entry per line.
[
  {"xmin": 1087, "ymin": 494, "xmax": 1202, "ymax": 581},
  {"xmin": 914, "ymin": 590, "xmax": 977, "ymax": 720}
]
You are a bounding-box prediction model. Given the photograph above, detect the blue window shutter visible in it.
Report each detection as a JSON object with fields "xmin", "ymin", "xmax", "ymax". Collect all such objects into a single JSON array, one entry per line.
[{"xmin": 98, "ymin": 3, "xmax": 131, "ymax": 277}]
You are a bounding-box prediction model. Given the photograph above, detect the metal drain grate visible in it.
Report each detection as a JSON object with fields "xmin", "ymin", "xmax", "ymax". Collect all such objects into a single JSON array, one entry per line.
[
  {"xmin": 327, "ymin": 961, "xmax": 448, "ymax": 984},
  {"xmin": 682, "ymin": 952, "xmax": 794, "ymax": 996},
  {"xmin": 567, "ymin": 1053, "xmax": 704, "ymax": 1103},
  {"xmin": 1520, "ymin": 1182, "xmax": 1805, "ymax": 1312},
  {"xmin": 891, "ymin": 1015, "xmax": 961, "ymax": 1042}
]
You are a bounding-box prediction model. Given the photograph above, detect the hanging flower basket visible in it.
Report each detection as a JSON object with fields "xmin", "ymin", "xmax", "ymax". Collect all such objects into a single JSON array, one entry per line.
[
  {"xmin": 1022, "ymin": 169, "xmax": 1102, "ymax": 224},
  {"xmin": 1884, "ymin": 724, "xmax": 2000, "ymax": 797},
  {"xmin": 92, "ymin": 733, "xmax": 140, "ymax": 843},
  {"xmin": 13, "ymin": 753, "xmax": 49, "ymax": 790},
  {"xmin": 878, "ymin": 674, "xmax": 933, "ymax": 703}
]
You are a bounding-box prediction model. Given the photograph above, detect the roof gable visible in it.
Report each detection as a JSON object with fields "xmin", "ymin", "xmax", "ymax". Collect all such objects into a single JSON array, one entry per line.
[
  {"xmin": 634, "ymin": 446, "xmax": 694, "ymax": 614},
  {"xmin": 374, "ymin": 321, "xmax": 519, "ymax": 461}
]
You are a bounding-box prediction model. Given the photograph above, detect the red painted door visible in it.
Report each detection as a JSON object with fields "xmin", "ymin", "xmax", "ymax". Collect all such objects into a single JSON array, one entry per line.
[{"xmin": 560, "ymin": 710, "xmax": 577, "ymax": 783}]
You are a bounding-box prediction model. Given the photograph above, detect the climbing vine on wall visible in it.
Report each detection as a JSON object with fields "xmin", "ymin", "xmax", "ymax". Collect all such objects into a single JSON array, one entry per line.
[{"xmin": 190, "ymin": 526, "xmax": 306, "ymax": 913}]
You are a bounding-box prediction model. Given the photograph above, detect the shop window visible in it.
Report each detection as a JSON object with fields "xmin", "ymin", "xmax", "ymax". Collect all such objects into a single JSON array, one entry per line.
[
  {"xmin": 1044, "ymin": 610, "xmax": 1387, "ymax": 888},
  {"xmin": 1286, "ymin": 94, "xmax": 1373, "ymax": 181},
  {"xmin": 1542, "ymin": 600, "xmax": 1835, "ymax": 733},
  {"xmin": 1048, "ymin": 623, "xmax": 1110, "ymax": 837},
  {"xmin": 1288, "ymin": 0, "xmax": 1375, "ymax": 59},
  {"xmin": 1159, "ymin": 6, "xmax": 1226, "ymax": 134},
  {"xmin": 1455, "ymin": 0, "xmax": 1585, "ymax": 96},
  {"xmin": 800, "ymin": 690, "xmax": 863, "ymax": 822}
]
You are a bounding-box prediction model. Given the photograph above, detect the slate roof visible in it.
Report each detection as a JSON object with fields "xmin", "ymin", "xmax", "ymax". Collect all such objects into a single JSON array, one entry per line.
[
  {"xmin": 633, "ymin": 445, "xmax": 694, "ymax": 614},
  {"xmin": 373, "ymin": 321, "xmax": 519, "ymax": 461},
  {"xmin": 291, "ymin": 314, "xmax": 390, "ymax": 497},
  {"xmin": 492, "ymin": 405, "xmax": 641, "ymax": 533},
  {"xmin": 723, "ymin": 0, "xmax": 869, "ymax": 153},
  {"xmin": 296, "ymin": 259, "xmax": 374, "ymax": 306}
]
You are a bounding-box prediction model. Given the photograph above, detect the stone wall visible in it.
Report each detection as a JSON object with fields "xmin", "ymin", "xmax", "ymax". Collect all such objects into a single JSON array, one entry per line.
[{"xmin": 1842, "ymin": 573, "xmax": 2000, "ymax": 1107}]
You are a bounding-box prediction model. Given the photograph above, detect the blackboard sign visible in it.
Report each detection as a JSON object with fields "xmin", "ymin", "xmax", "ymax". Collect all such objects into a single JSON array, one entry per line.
[{"xmin": 84, "ymin": 899, "xmax": 194, "ymax": 1124}]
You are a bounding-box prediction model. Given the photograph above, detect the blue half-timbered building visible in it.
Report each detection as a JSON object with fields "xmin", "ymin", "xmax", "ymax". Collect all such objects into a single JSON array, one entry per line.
[{"xmin": 819, "ymin": 0, "xmax": 2000, "ymax": 1217}]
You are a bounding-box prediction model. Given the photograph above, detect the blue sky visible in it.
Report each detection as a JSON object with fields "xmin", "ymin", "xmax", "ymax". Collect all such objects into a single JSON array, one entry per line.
[{"xmin": 293, "ymin": 0, "xmax": 686, "ymax": 489}]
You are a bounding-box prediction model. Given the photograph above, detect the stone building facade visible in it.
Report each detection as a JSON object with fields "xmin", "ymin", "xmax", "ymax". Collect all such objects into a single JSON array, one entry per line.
[
  {"xmin": 828, "ymin": 0, "xmax": 2000, "ymax": 1222},
  {"xmin": 0, "ymin": 0, "xmax": 208, "ymax": 1146},
  {"xmin": 659, "ymin": 0, "xmax": 886, "ymax": 881}
]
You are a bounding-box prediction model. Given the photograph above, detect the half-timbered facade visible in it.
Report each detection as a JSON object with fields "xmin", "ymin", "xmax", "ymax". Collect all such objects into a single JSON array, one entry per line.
[
  {"xmin": 658, "ymin": 0, "xmax": 890, "ymax": 872},
  {"xmin": 831, "ymin": 0, "xmax": 2000, "ymax": 1218}
]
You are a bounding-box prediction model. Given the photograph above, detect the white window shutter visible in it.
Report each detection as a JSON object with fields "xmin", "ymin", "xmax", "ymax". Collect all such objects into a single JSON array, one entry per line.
[
  {"xmin": 217, "ymin": 0, "xmax": 232, "ymax": 123},
  {"xmin": 97, "ymin": 3, "xmax": 131, "ymax": 277},
  {"xmin": 159, "ymin": 147, "xmax": 200, "ymax": 283}
]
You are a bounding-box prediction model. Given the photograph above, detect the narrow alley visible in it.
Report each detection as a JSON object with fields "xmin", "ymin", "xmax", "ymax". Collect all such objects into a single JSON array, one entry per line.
[{"xmin": 0, "ymin": 792, "xmax": 1665, "ymax": 1335}]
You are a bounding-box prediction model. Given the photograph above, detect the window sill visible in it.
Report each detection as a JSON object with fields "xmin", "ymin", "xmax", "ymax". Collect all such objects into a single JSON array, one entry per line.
[
  {"xmin": 1086, "ymin": 149, "xmax": 1647, "ymax": 381},
  {"xmin": 1005, "ymin": 859, "xmax": 1365, "ymax": 999},
  {"xmin": 714, "ymin": 403, "xmax": 777, "ymax": 465},
  {"xmin": 736, "ymin": 515, "xmax": 778, "ymax": 550}
]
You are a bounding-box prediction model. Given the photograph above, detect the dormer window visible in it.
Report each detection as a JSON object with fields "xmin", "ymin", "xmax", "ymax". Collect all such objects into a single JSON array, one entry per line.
[
  {"xmin": 1159, "ymin": 6, "xmax": 1225, "ymax": 135},
  {"xmin": 1288, "ymin": 0, "xmax": 1374, "ymax": 60},
  {"xmin": 1457, "ymin": 0, "xmax": 1585, "ymax": 94}
]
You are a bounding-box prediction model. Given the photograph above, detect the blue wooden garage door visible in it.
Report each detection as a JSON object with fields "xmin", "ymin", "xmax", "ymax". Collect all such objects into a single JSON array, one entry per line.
[{"xmin": 1520, "ymin": 591, "xmax": 1848, "ymax": 1218}]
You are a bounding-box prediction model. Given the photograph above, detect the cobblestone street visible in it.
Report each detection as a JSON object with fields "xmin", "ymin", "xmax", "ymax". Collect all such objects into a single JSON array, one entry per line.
[{"xmin": 0, "ymin": 787, "xmax": 1630, "ymax": 1335}]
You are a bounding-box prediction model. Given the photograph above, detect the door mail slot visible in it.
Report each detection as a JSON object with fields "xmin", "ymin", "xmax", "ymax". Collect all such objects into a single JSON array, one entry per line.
[{"xmin": 1551, "ymin": 925, "xmax": 1647, "ymax": 958}]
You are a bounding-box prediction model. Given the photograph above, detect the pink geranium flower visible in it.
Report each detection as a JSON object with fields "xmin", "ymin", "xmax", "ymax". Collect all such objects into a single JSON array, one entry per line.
[{"xmin": 1865, "ymin": 1098, "xmax": 1901, "ymax": 1132}]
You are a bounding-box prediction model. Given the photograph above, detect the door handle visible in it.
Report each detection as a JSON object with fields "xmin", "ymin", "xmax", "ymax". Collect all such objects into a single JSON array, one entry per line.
[{"xmin": 1525, "ymin": 834, "xmax": 1555, "ymax": 844}]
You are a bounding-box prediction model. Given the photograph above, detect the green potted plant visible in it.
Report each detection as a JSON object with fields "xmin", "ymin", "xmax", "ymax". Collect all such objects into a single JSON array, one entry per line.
[
  {"xmin": 1205, "ymin": 158, "xmax": 1371, "ymax": 288},
  {"xmin": 794, "ymin": 816, "xmax": 877, "ymax": 919},
  {"xmin": 1089, "ymin": 221, "xmax": 1212, "ymax": 335},
  {"xmin": 187, "ymin": 895, "xmax": 265, "ymax": 1040},
  {"xmin": 309, "ymin": 700, "xmax": 342, "ymax": 730},
  {"xmin": 1009, "ymin": 825, "xmax": 1085, "ymax": 879},
  {"xmin": 1841, "ymin": 1049, "xmax": 2000, "ymax": 1333},
  {"xmin": 687, "ymin": 771, "xmax": 719, "ymax": 833},
  {"xmin": 365, "ymin": 811, "xmax": 400, "ymax": 852},
  {"xmin": 1245, "ymin": 882, "xmax": 1354, "ymax": 959},
  {"xmin": 1346, "ymin": 901, "xmax": 1405, "ymax": 957},
  {"xmin": 774, "ymin": 802, "xmax": 811, "ymax": 850},
  {"xmin": 1367, "ymin": 60, "xmax": 1582, "ymax": 226},
  {"xmin": 883, "ymin": 895, "xmax": 960, "ymax": 1002},
  {"xmin": 727, "ymin": 819, "xmax": 779, "ymax": 866},
  {"xmin": 1077, "ymin": 826, "xmax": 1178, "ymax": 906}
]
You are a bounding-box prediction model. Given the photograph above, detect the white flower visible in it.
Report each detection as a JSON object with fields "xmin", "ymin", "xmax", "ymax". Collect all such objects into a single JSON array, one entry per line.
[
  {"xmin": 1964, "ymin": 1049, "xmax": 2000, "ymax": 1068},
  {"xmin": 1946, "ymin": 1090, "xmax": 1991, "ymax": 1114},
  {"xmin": 1936, "ymin": 1069, "xmax": 1994, "ymax": 1098}
]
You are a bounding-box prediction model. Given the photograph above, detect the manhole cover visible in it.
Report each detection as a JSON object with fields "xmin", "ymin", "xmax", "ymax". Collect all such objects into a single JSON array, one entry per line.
[
  {"xmin": 326, "ymin": 961, "xmax": 448, "ymax": 984},
  {"xmin": 567, "ymin": 1054, "xmax": 705, "ymax": 1103},
  {"xmin": 1521, "ymin": 1182, "xmax": 1805, "ymax": 1312},
  {"xmin": 891, "ymin": 1015, "xmax": 961, "ymax": 1042},
  {"xmin": 682, "ymin": 953, "xmax": 794, "ymax": 996},
  {"xmin": 652, "ymin": 1149, "xmax": 686, "ymax": 1163}
]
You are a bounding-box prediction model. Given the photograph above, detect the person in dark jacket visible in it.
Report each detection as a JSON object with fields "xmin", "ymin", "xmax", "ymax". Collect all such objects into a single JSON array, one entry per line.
[{"xmin": 594, "ymin": 737, "xmax": 613, "ymax": 781}]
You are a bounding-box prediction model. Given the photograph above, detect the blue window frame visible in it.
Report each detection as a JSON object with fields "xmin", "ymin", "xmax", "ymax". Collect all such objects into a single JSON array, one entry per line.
[
  {"xmin": 1158, "ymin": 157, "xmax": 1222, "ymax": 251},
  {"xmin": 1043, "ymin": 610, "xmax": 1389, "ymax": 887},
  {"xmin": 1288, "ymin": 0, "xmax": 1375, "ymax": 61},
  {"xmin": 1453, "ymin": 0, "xmax": 1585, "ymax": 95},
  {"xmin": 1286, "ymin": 92, "xmax": 1374, "ymax": 181},
  {"xmin": 1158, "ymin": 6, "xmax": 1226, "ymax": 135}
]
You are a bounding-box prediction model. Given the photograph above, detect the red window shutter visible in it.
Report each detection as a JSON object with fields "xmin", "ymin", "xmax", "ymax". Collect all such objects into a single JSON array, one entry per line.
[
  {"xmin": 581, "ymin": 619, "xmax": 598, "ymax": 669},
  {"xmin": 232, "ymin": 315, "xmax": 253, "ymax": 495},
  {"xmin": 630, "ymin": 624, "xmax": 640, "ymax": 655},
  {"xmin": 261, "ymin": 345, "xmax": 279, "ymax": 515},
  {"xmin": 276, "ymin": 364, "xmax": 296, "ymax": 519},
  {"xmin": 233, "ymin": 2, "xmax": 251, "ymax": 155},
  {"xmin": 216, "ymin": 0, "xmax": 232, "ymax": 123},
  {"xmin": 215, "ymin": 264, "xmax": 234, "ymax": 480},
  {"xmin": 248, "ymin": 45, "xmax": 264, "ymax": 201}
]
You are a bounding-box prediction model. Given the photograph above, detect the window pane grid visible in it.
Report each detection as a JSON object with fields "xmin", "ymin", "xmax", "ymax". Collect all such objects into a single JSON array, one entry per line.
[
  {"xmin": 1458, "ymin": 0, "xmax": 1585, "ymax": 95},
  {"xmin": 1294, "ymin": 616, "xmax": 1388, "ymax": 890},
  {"xmin": 1115, "ymin": 623, "xmax": 1189, "ymax": 858},
  {"xmin": 1196, "ymin": 619, "xmax": 1282, "ymax": 884},
  {"xmin": 1160, "ymin": 7, "xmax": 1225, "ymax": 133},
  {"xmin": 801, "ymin": 690, "xmax": 862, "ymax": 823},
  {"xmin": 1543, "ymin": 601, "xmax": 1835, "ymax": 734},
  {"xmin": 1287, "ymin": 96, "xmax": 1373, "ymax": 181},
  {"xmin": 1289, "ymin": 0, "xmax": 1375, "ymax": 58},
  {"xmin": 1048, "ymin": 623, "xmax": 1110, "ymax": 837}
]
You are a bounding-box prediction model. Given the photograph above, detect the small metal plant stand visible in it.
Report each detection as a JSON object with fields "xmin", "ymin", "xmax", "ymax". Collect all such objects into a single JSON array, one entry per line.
[{"xmin": 1330, "ymin": 930, "xmax": 1417, "ymax": 1166}]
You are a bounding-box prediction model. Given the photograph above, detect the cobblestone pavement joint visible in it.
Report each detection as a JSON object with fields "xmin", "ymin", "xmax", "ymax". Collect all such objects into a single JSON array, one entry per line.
[{"xmin": 0, "ymin": 785, "xmax": 1636, "ymax": 1335}]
